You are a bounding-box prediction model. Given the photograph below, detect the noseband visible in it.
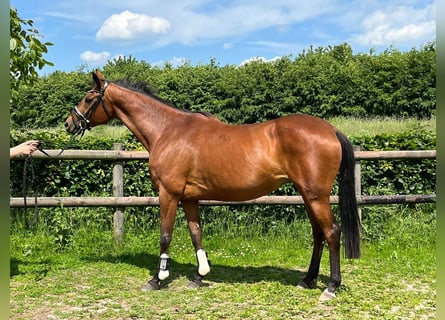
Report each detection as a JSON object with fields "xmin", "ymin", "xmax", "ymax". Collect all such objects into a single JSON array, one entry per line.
[{"xmin": 70, "ymin": 80, "xmax": 111, "ymax": 136}]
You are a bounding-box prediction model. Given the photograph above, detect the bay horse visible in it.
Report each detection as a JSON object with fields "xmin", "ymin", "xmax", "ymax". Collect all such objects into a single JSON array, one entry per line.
[{"xmin": 64, "ymin": 70, "xmax": 361, "ymax": 300}]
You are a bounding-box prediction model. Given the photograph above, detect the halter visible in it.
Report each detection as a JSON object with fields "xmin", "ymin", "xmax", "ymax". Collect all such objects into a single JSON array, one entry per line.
[{"xmin": 70, "ymin": 80, "xmax": 111, "ymax": 137}]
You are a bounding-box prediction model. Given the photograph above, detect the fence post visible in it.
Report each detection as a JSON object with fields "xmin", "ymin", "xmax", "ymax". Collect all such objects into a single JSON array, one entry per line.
[
  {"xmin": 113, "ymin": 143, "xmax": 125, "ymax": 244},
  {"xmin": 353, "ymin": 145, "xmax": 362, "ymax": 222}
]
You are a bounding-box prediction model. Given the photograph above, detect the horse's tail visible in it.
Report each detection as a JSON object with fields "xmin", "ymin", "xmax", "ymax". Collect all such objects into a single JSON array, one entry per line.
[{"xmin": 336, "ymin": 130, "xmax": 362, "ymax": 259}]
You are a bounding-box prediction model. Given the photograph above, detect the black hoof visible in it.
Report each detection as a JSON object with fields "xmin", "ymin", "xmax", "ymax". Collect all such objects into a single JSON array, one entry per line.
[
  {"xmin": 297, "ymin": 279, "xmax": 316, "ymax": 289},
  {"xmin": 186, "ymin": 280, "xmax": 202, "ymax": 289},
  {"xmin": 186, "ymin": 278, "xmax": 210, "ymax": 289},
  {"xmin": 141, "ymin": 280, "xmax": 161, "ymax": 291}
]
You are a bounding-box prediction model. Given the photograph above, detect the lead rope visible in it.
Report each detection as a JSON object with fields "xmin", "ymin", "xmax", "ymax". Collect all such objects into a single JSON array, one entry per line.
[
  {"xmin": 22, "ymin": 155, "xmax": 38, "ymax": 227},
  {"xmin": 20, "ymin": 133, "xmax": 81, "ymax": 227}
]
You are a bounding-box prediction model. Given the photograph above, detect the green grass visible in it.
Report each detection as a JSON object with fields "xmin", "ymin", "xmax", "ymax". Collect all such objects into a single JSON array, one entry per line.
[
  {"xmin": 328, "ymin": 116, "xmax": 436, "ymax": 136},
  {"xmin": 18, "ymin": 116, "xmax": 436, "ymax": 144},
  {"xmin": 10, "ymin": 206, "xmax": 436, "ymax": 319},
  {"xmin": 94, "ymin": 116, "xmax": 434, "ymax": 138}
]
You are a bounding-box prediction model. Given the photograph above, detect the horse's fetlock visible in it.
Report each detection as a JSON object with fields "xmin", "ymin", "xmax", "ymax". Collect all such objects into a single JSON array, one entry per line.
[{"xmin": 196, "ymin": 249, "xmax": 211, "ymax": 276}]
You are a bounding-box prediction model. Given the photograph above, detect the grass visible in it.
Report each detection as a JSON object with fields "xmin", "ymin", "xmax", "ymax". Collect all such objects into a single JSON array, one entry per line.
[
  {"xmin": 20, "ymin": 116, "xmax": 436, "ymax": 144},
  {"xmin": 328, "ymin": 116, "xmax": 436, "ymax": 136},
  {"xmin": 10, "ymin": 205, "xmax": 436, "ymax": 319},
  {"xmin": 92, "ymin": 116, "xmax": 435, "ymax": 138}
]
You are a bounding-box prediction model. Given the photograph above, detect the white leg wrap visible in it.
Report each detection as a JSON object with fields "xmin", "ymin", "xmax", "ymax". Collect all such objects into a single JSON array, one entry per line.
[
  {"xmin": 197, "ymin": 249, "xmax": 210, "ymax": 276},
  {"xmin": 158, "ymin": 253, "xmax": 170, "ymax": 280}
]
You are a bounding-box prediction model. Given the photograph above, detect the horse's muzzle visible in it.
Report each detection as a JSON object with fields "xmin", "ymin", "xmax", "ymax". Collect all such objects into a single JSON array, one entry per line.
[
  {"xmin": 64, "ymin": 119, "xmax": 75, "ymax": 133},
  {"xmin": 64, "ymin": 119, "xmax": 82, "ymax": 135}
]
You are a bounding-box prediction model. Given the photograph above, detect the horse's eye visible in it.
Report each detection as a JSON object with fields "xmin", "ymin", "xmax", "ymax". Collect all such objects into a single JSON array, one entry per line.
[{"xmin": 85, "ymin": 97, "xmax": 93, "ymax": 103}]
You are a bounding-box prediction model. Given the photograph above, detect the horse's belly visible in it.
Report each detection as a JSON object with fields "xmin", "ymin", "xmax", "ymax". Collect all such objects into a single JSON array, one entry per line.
[{"xmin": 183, "ymin": 173, "xmax": 288, "ymax": 201}]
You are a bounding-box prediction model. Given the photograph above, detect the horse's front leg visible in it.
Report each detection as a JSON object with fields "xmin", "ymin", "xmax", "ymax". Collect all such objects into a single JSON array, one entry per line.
[
  {"xmin": 142, "ymin": 192, "xmax": 179, "ymax": 291},
  {"xmin": 182, "ymin": 200, "xmax": 211, "ymax": 288}
]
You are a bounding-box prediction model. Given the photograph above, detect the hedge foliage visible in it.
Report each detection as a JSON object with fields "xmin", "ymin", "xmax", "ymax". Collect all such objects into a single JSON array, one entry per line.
[
  {"xmin": 9, "ymin": 41, "xmax": 436, "ymax": 235},
  {"xmin": 349, "ymin": 130, "xmax": 436, "ymax": 195},
  {"xmin": 10, "ymin": 127, "xmax": 435, "ymax": 241},
  {"xmin": 10, "ymin": 127, "xmax": 435, "ymax": 205},
  {"xmin": 10, "ymin": 42, "xmax": 435, "ymax": 129}
]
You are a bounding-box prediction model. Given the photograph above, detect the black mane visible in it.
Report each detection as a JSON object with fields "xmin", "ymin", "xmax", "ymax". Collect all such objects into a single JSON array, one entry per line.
[
  {"xmin": 112, "ymin": 78, "xmax": 214, "ymax": 118},
  {"xmin": 113, "ymin": 78, "xmax": 168, "ymax": 103}
]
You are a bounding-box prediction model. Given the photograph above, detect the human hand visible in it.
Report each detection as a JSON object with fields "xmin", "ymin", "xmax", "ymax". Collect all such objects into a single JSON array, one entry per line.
[{"xmin": 10, "ymin": 140, "xmax": 42, "ymax": 158}]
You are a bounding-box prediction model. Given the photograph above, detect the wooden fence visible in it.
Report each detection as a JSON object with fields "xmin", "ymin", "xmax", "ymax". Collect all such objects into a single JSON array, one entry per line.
[
  {"xmin": 10, "ymin": 144, "xmax": 436, "ymax": 243},
  {"xmin": 10, "ymin": 144, "xmax": 436, "ymax": 208}
]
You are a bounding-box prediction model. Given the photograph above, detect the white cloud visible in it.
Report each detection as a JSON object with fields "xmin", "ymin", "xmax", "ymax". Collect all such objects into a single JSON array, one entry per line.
[
  {"xmin": 384, "ymin": 22, "xmax": 436, "ymax": 43},
  {"xmin": 80, "ymin": 51, "xmax": 111, "ymax": 65},
  {"xmin": 96, "ymin": 10, "xmax": 171, "ymax": 42},
  {"xmin": 165, "ymin": 1, "xmax": 333, "ymax": 45},
  {"xmin": 240, "ymin": 56, "xmax": 282, "ymax": 65},
  {"xmin": 248, "ymin": 40, "xmax": 297, "ymax": 51},
  {"xmin": 82, "ymin": 1, "xmax": 334, "ymax": 47},
  {"xmin": 353, "ymin": 2, "xmax": 436, "ymax": 46}
]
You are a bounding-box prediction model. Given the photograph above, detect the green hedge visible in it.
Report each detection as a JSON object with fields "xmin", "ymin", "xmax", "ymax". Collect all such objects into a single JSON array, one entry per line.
[
  {"xmin": 10, "ymin": 128, "xmax": 435, "ymax": 222},
  {"xmin": 10, "ymin": 42, "xmax": 436, "ymax": 128},
  {"xmin": 10, "ymin": 128, "xmax": 435, "ymax": 198},
  {"xmin": 9, "ymin": 127, "xmax": 435, "ymax": 246},
  {"xmin": 349, "ymin": 129, "xmax": 436, "ymax": 195}
]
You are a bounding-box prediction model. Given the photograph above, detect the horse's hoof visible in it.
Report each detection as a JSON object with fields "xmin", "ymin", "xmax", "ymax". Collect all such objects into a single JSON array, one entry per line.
[
  {"xmin": 186, "ymin": 278, "xmax": 210, "ymax": 289},
  {"xmin": 186, "ymin": 280, "xmax": 203, "ymax": 289},
  {"xmin": 319, "ymin": 288, "xmax": 336, "ymax": 301},
  {"xmin": 297, "ymin": 280, "xmax": 309, "ymax": 289},
  {"xmin": 297, "ymin": 279, "xmax": 316, "ymax": 289},
  {"xmin": 141, "ymin": 281, "xmax": 161, "ymax": 291}
]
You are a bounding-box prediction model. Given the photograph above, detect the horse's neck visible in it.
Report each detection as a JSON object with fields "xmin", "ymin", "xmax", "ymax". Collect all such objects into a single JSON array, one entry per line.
[{"xmin": 111, "ymin": 88, "xmax": 180, "ymax": 152}]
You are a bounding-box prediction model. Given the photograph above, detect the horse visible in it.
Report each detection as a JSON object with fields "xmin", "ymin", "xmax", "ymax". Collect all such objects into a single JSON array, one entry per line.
[{"xmin": 64, "ymin": 70, "xmax": 361, "ymax": 300}]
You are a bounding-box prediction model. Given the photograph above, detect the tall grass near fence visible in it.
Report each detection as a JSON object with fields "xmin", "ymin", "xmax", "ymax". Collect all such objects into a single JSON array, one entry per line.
[
  {"xmin": 10, "ymin": 203, "xmax": 435, "ymax": 273},
  {"xmin": 10, "ymin": 202, "xmax": 435, "ymax": 252},
  {"xmin": 17, "ymin": 116, "xmax": 434, "ymax": 140}
]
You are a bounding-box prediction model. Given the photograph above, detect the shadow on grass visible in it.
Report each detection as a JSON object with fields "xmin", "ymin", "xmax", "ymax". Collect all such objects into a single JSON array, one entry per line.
[
  {"xmin": 10, "ymin": 257, "xmax": 51, "ymax": 281},
  {"xmin": 10, "ymin": 258, "xmax": 20, "ymax": 277},
  {"xmin": 81, "ymin": 252, "xmax": 330, "ymax": 289}
]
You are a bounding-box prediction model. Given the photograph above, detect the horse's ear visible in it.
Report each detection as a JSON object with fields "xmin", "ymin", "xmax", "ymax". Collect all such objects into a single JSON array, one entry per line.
[{"xmin": 92, "ymin": 70, "xmax": 104, "ymax": 89}]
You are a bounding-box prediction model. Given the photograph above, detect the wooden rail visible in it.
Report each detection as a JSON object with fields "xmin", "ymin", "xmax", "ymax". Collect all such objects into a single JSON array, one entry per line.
[
  {"xmin": 10, "ymin": 146, "xmax": 436, "ymax": 208},
  {"xmin": 9, "ymin": 194, "xmax": 436, "ymax": 208},
  {"xmin": 25, "ymin": 149, "xmax": 437, "ymax": 160},
  {"xmin": 10, "ymin": 145, "xmax": 435, "ymax": 243}
]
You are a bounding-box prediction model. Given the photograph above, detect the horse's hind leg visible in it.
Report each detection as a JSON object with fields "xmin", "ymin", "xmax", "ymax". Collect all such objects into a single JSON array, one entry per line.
[
  {"xmin": 182, "ymin": 200, "xmax": 211, "ymax": 288},
  {"xmin": 300, "ymin": 195, "xmax": 341, "ymax": 300},
  {"xmin": 298, "ymin": 220, "xmax": 324, "ymax": 289}
]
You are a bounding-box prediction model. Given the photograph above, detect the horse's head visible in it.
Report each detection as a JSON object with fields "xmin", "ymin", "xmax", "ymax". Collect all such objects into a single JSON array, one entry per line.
[{"xmin": 64, "ymin": 70, "xmax": 114, "ymax": 136}]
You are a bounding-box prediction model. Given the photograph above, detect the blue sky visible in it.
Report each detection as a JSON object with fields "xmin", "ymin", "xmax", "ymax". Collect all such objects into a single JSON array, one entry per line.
[{"xmin": 11, "ymin": 0, "xmax": 436, "ymax": 75}]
